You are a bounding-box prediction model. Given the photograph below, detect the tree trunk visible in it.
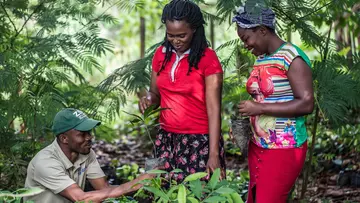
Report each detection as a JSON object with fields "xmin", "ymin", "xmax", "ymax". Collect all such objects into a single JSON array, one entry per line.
[
  {"xmin": 140, "ymin": 16, "xmax": 146, "ymax": 58},
  {"xmin": 287, "ymin": 29, "xmax": 292, "ymax": 43},
  {"xmin": 210, "ymin": 18, "xmax": 215, "ymax": 48}
]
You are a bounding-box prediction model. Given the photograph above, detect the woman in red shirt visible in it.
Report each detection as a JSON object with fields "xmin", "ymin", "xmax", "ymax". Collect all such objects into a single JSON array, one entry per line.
[{"xmin": 139, "ymin": 0, "xmax": 225, "ymax": 181}]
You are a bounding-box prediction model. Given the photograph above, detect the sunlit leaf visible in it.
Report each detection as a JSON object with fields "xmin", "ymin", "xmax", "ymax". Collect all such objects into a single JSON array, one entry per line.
[
  {"xmin": 183, "ymin": 172, "xmax": 208, "ymax": 182},
  {"xmin": 208, "ymin": 168, "xmax": 221, "ymax": 190},
  {"xmin": 143, "ymin": 186, "xmax": 169, "ymax": 201},
  {"xmin": 177, "ymin": 185, "xmax": 186, "ymax": 203}
]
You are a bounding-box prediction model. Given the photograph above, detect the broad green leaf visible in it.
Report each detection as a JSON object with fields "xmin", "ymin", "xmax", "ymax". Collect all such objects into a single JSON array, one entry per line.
[
  {"xmin": 188, "ymin": 179, "xmax": 202, "ymax": 199},
  {"xmin": 208, "ymin": 168, "xmax": 221, "ymax": 190},
  {"xmin": 130, "ymin": 118, "xmax": 141, "ymax": 124},
  {"xmin": 214, "ymin": 187, "xmax": 235, "ymax": 194},
  {"xmin": 170, "ymin": 169, "xmax": 183, "ymax": 173},
  {"xmin": 222, "ymin": 194, "xmax": 233, "ymax": 203},
  {"xmin": 0, "ymin": 187, "xmax": 44, "ymax": 198},
  {"xmin": 146, "ymin": 107, "xmax": 170, "ymax": 118},
  {"xmin": 123, "ymin": 111, "xmax": 143, "ymax": 121},
  {"xmin": 183, "ymin": 172, "xmax": 207, "ymax": 182},
  {"xmin": 147, "ymin": 169, "xmax": 168, "ymax": 174},
  {"xmin": 166, "ymin": 185, "xmax": 179, "ymax": 199},
  {"xmin": 177, "ymin": 185, "xmax": 186, "ymax": 203},
  {"xmin": 143, "ymin": 186, "xmax": 169, "ymax": 201},
  {"xmin": 157, "ymin": 197, "xmax": 167, "ymax": 203},
  {"xmin": 15, "ymin": 187, "xmax": 44, "ymax": 196},
  {"xmin": 203, "ymin": 196, "xmax": 227, "ymax": 202},
  {"xmin": 0, "ymin": 191, "xmax": 12, "ymax": 195},
  {"xmin": 230, "ymin": 192, "xmax": 244, "ymax": 203},
  {"xmin": 216, "ymin": 180, "xmax": 229, "ymax": 188},
  {"xmin": 143, "ymin": 104, "xmax": 157, "ymax": 118},
  {"xmin": 187, "ymin": 197, "xmax": 199, "ymax": 203}
]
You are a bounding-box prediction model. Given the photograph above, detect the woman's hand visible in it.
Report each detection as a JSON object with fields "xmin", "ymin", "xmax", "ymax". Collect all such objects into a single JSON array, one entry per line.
[
  {"xmin": 139, "ymin": 93, "xmax": 152, "ymax": 114},
  {"xmin": 206, "ymin": 155, "xmax": 225, "ymax": 180},
  {"xmin": 138, "ymin": 91, "xmax": 160, "ymax": 114},
  {"xmin": 139, "ymin": 70, "xmax": 161, "ymax": 114},
  {"xmin": 238, "ymin": 100, "xmax": 263, "ymax": 116},
  {"xmin": 228, "ymin": 127, "xmax": 236, "ymax": 144}
]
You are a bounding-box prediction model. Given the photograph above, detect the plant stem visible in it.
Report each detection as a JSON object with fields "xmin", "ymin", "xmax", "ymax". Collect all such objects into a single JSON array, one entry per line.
[
  {"xmin": 145, "ymin": 126, "xmax": 157, "ymax": 158},
  {"xmin": 1, "ymin": 2, "xmax": 18, "ymax": 33},
  {"xmin": 10, "ymin": 2, "xmax": 43, "ymax": 47},
  {"xmin": 300, "ymin": 22, "xmax": 333, "ymax": 200},
  {"xmin": 300, "ymin": 106, "xmax": 319, "ymax": 199},
  {"xmin": 200, "ymin": 189, "xmax": 216, "ymax": 203},
  {"xmin": 299, "ymin": 0, "xmax": 336, "ymax": 20}
]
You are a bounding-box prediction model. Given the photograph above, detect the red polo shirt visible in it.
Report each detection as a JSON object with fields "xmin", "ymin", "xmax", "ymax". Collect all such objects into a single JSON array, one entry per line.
[{"xmin": 152, "ymin": 46, "xmax": 223, "ymax": 134}]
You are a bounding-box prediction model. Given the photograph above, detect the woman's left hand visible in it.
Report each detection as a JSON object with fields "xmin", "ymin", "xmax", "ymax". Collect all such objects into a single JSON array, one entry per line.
[
  {"xmin": 238, "ymin": 100, "xmax": 263, "ymax": 116},
  {"xmin": 206, "ymin": 155, "xmax": 225, "ymax": 180}
]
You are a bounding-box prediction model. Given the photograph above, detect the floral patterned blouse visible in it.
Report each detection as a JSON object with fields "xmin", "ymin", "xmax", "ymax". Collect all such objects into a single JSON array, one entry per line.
[{"xmin": 246, "ymin": 43, "xmax": 311, "ymax": 149}]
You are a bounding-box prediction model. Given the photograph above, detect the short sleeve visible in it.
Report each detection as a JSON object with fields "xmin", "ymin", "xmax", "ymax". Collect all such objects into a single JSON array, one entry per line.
[
  {"xmin": 203, "ymin": 48, "xmax": 223, "ymax": 77},
  {"xmin": 33, "ymin": 159, "xmax": 75, "ymax": 194},
  {"xmin": 86, "ymin": 150, "xmax": 106, "ymax": 179},
  {"xmin": 283, "ymin": 44, "xmax": 311, "ymax": 71},
  {"xmin": 152, "ymin": 46, "xmax": 164, "ymax": 72}
]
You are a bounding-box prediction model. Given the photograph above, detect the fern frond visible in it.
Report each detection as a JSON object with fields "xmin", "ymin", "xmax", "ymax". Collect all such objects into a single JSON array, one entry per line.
[
  {"xmin": 313, "ymin": 59, "xmax": 360, "ymax": 125},
  {"xmin": 216, "ymin": 38, "xmax": 240, "ymax": 52},
  {"xmin": 115, "ymin": 0, "xmax": 146, "ymax": 11}
]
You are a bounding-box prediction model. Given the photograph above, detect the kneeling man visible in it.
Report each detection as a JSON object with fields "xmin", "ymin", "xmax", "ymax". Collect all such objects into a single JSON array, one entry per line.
[{"xmin": 25, "ymin": 108, "xmax": 153, "ymax": 203}]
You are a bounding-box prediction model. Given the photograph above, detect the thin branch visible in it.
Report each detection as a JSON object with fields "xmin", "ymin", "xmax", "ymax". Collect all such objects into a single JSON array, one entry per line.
[
  {"xmin": 299, "ymin": 0, "xmax": 337, "ymax": 20},
  {"xmin": 1, "ymin": 2, "xmax": 18, "ymax": 33},
  {"xmin": 79, "ymin": 0, "xmax": 122, "ymax": 32},
  {"xmin": 11, "ymin": 3, "xmax": 43, "ymax": 46}
]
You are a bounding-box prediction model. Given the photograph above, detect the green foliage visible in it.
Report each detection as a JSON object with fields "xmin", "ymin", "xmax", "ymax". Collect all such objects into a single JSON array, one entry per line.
[
  {"xmin": 133, "ymin": 168, "xmax": 245, "ymax": 203},
  {"xmin": 0, "ymin": 187, "xmax": 44, "ymax": 203},
  {"xmin": 312, "ymin": 56, "xmax": 360, "ymax": 126},
  {"xmin": 116, "ymin": 163, "xmax": 140, "ymax": 182},
  {"xmin": 1, "ymin": 0, "xmax": 359, "ymax": 201},
  {"xmin": 124, "ymin": 104, "xmax": 168, "ymax": 158},
  {"xmin": 0, "ymin": 0, "xmax": 143, "ymax": 190}
]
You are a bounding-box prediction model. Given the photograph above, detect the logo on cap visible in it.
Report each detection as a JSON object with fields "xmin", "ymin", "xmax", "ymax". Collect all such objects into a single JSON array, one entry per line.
[{"xmin": 73, "ymin": 110, "xmax": 87, "ymax": 120}]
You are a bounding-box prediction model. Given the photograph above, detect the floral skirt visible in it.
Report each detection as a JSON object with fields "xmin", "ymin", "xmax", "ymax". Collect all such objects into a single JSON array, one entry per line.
[{"xmin": 154, "ymin": 128, "xmax": 226, "ymax": 182}]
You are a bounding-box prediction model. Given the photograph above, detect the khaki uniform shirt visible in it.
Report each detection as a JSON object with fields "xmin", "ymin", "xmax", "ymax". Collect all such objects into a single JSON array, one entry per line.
[{"xmin": 24, "ymin": 139, "xmax": 105, "ymax": 203}]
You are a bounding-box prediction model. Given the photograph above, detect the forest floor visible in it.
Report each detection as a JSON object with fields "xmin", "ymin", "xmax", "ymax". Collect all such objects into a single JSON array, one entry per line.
[{"xmin": 92, "ymin": 135, "xmax": 360, "ymax": 203}]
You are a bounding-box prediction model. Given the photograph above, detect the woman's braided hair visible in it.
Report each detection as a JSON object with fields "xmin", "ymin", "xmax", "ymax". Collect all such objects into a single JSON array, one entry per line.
[{"xmin": 158, "ymin": 0, "xmax": 208, "ymax": 75}]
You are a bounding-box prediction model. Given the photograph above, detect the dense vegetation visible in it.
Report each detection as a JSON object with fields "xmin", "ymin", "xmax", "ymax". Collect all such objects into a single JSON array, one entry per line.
[{"xmin": 0, "ymin": 0, "xmax": 359, "ymax": 202}]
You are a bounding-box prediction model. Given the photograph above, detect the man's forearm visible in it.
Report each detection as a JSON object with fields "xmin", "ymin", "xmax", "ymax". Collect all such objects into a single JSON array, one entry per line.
[{"xmin": 106, "ymin": 173, "xmax": 152, "ymax": 198}]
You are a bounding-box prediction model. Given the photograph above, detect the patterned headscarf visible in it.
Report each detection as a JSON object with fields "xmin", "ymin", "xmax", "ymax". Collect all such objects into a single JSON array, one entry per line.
[{"xmin": 232, "ymin": 6, "xmax": 276, "ymax": 30}]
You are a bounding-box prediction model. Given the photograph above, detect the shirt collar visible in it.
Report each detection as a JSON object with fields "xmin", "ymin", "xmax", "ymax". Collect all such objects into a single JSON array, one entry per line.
[{"xmin": 162, "ymin": 46, "xmax": 191, "ymax": 55}]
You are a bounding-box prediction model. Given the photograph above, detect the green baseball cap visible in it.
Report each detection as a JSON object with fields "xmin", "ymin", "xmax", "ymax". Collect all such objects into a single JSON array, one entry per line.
[{"xmin": 52, "ymin": 108, "xmax": 101, "ymax": 136}]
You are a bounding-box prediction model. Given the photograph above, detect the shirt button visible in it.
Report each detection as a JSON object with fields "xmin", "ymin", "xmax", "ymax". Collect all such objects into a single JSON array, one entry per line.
[
  {"xmin": 260, "ymin": 150, "xmax": 264, "ymax": 153},
  {"xmin": 256, "ymin": 166, "xmax": 259, "ymax": 169},
  {"xmin": 257, "ymin": 158, "xmax": 261, "ymax": 162}
]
